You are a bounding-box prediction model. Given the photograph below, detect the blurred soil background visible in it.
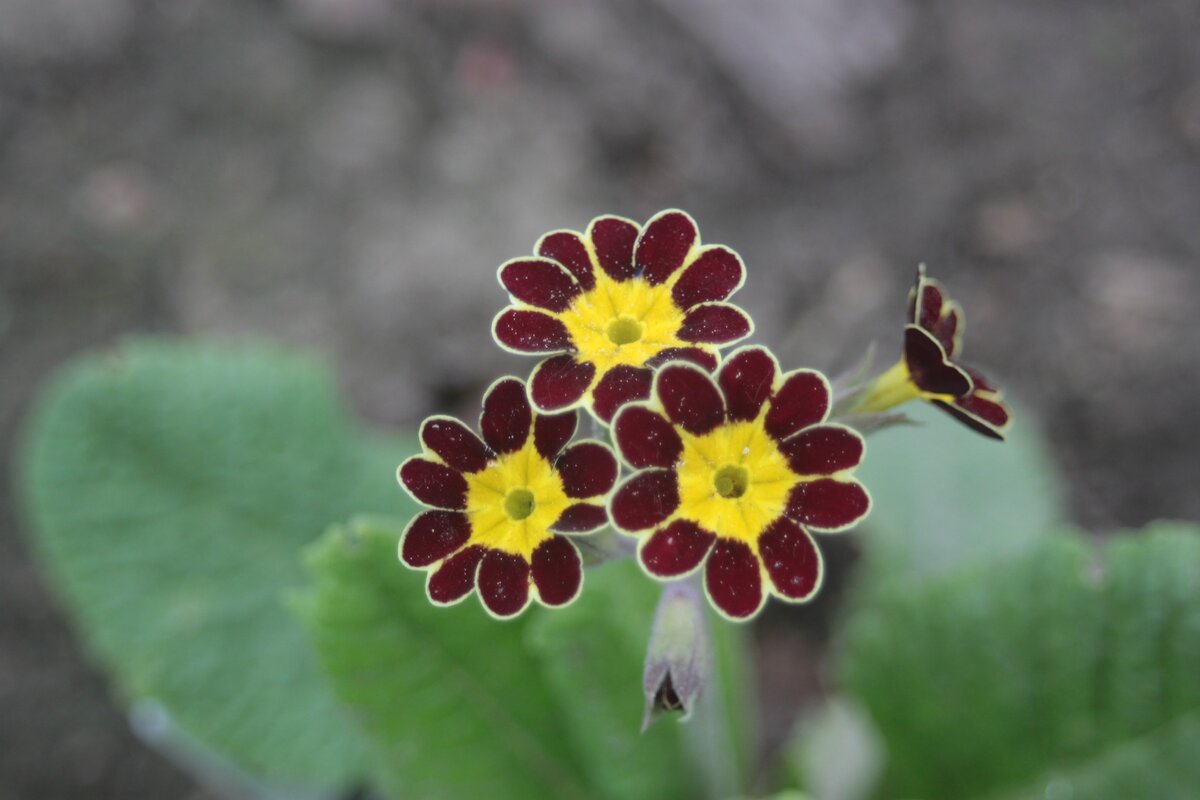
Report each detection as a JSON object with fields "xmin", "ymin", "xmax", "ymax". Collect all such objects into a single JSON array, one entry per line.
[{"xmin": 1, "ymin": 0, "xmax": 1198, "ymax": 797}]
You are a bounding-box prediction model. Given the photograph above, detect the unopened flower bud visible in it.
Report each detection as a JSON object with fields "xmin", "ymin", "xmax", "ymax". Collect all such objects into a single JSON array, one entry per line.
[{"xmin": 642, "ymin": 579, "xmax": 712, "ymax": 731}]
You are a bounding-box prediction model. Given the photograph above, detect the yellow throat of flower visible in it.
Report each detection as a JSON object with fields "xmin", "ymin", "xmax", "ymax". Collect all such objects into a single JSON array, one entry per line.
[{"xmin": 464, "ymin": 440, "xmax": 571, "ymax": 559}]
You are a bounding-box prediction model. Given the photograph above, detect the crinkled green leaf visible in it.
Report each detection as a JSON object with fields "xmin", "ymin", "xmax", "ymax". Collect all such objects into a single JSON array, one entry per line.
[
  {"xmin": 19, "ymin": 339, "xmax": 418, "ymax": 785},
  {"xmin": 296, "ymin": 518, "xmax": 591, "ymax": 800},
  {"xmin": 841, "ymin": 522, "xmax": 1200, "ymax": 800}
]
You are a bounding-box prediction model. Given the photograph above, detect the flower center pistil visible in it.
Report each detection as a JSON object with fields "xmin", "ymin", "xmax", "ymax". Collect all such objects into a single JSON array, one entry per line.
[
  {"xmin": 605, "ymin": 315, "xmax": 643, "ymax": 346},
  {"xmin": 504, "ymin": 488, "xmax": 536, "ymax": 521},
  {"xmin": 712, "ymin": 464, "xmax": 749, "ymax": 499}
]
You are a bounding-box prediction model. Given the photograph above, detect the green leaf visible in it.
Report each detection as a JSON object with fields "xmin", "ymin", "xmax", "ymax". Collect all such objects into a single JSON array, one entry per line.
[
  {"xmin": 854, "ymin": 402, "xmax": 1063, "ymax": 582},
  {"xmin": 295, "ymin": 518, "xmax": 591, "ymax": 800},
  {"xmin": 18, "ymin": 339, "xmax": 418, "ymax": 786},
  {"xmin": 840, "ymin": 522, "xmax": 1200, "ymax": 800}
]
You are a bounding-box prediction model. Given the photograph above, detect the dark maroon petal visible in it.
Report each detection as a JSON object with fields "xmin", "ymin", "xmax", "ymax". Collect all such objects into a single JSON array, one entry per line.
[
  {"xmin": 531, "ymin": 536, "xmax": 583, "ymax": 606},
  {"xmin": 678, "ymin": 302, "xmax": 752, "ymax": 344},
  {"xmin": 420, "ymin": 416, "xmax": 492, "ymax": 473},
  {"xmin": 786, "ymin": 479, "xmax": 870, "ymax": 531},
  {"xmin": 764, "ymin": 369, "xmax": 830, "ymax": 440},
  {"xmin": 916, "ymin": 281, "xmax": 946, "ymax": 333},
  {"xmin": 551, "ymin": 502, "xmax": 609, "ymax": 532},
  {"xmin": 533, "ymin": 409, "xmax": 578, "ymax": 460},
  {"xmin": 758, "ymin": 518, "xmax": 822, "ymax": 601},
  {"xmin": 704, "ymin": 539, "xmax": 764, "ymax": 620},
  {"xmin": 640, "ymin": 520, "xmax": 716, "ymax": 578},
  {"xmin": 477, "ymin": 549, "xmax": 532, "ymax": 618},
  {"xmin": 427, "ymin": 545, "xmax": 484, "ymax": 604},
  {"xmin": 655, "ymin": 362, "xmax": 725, "ymax": 435},
  {"xmin": 718, "ymin": 347, "xmax": 778, "ymax": 422},
  {"xmin": 779, "ymin": 425, "xmax": 865, "ymax": 476},
  {"xmin": 498, "ymin": 258, "xmax": 581, "ymax": 313},
  {"xmin": 589, "ymin": 216, "xmax": 639, "ymax": 282},
  {"xmin": 609, "ymin": 470, "xmax": 680, "ymax": 532},
  {"xmin": 591, "ymin": 365, "xmax": 653, "ymax": 423},
  {"xmin": 537, "ymin": 230, "xmax": 595, "ymax": 290},
  {"xmin": 644, "ymin": 347, "xmax": 719, "ymax": 371},
  {"xmin": 636, "ymin": 210, "xmax": 698, "ymax": 285},
  {"xmin": 480, "ymin": 378, "xmax": 532, "ymax": 454},
  {"xmin": 493, "ymin": 309, "xmax": 573, "ymax": 353},
  {"xmin": 933, "ymin": 368, "xmax": 1010, "ymax": 440},
  {"xmin": 613, "ymin": 405, "xmax": 683, "ymax": 469},
  {"xmin": 931, "ymin": 304, "xmax": 962, "ymax": 357},
  {"xmin": 671, "ymin": 246, "xmax": 745, "ymax": 309},
  {"xmin": 399, "ymin": 457, "xmax": 468, "ymax": 510},
  {"xmin": 556, "ymin": 441, "xmax": 619, "ymax": 499},
  {"xmin": 529, "ymin": 355, "xmax": 595, "ymax": 412},
  {"xmin": 401, "ymin": 511, "xmax": 472, "ymax": 568},
  {"xmin": 903, "ymin": 326, "xmax": 972, "ymax": 397}
]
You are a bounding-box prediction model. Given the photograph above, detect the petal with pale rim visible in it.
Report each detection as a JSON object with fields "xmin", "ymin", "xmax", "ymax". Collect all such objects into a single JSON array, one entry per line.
[
  {"xmin": 678, "ymin": 302, "xmax": 753, "ymax": 345},
  {"xmin": 671, "ymin": 246, "xmax": 745, "ymax": 309},
  {"xmin": 704, "ymin": 539, "xmax": 765, "ymax": 620},
  {"xmin": 498, "ymin": 258, "xmax": 581, "ymax": 313},
  {"xmin": 531, "ymin": 536, "xmax": 583, "ymax": 607},
  {"xmin": 400, "ymin": 510, "xmax": 472, "ymax": 568},
  {"xmin": 589, "ymin": 216, "xmax": 639, "ymax": 282},
  {"xmin": 537, "ymin": 230, "xmax": 595, "ymax": 289},
  {"xmin": 636, "ymin": 210, "xmax": 698, "ymax": 285},
  {"xmin": 758, "ymin": 518, "xmax": 822, "ymax": 602},
  {"xmin": 779, "ymin": 425, "xmax": 865, "ymax": 476},
  {"xmin": 494, "ymin": 309, "xmax": 574, "ymax": 353},
  {"xmin": 719, "ymin": 346, "xmax": 778, "ymax": 422},
  {"xmin": 591, "ymin": 364, "xmax": 653, "ymax": 423},
  {"xmin": 398, "ymin": 458, "xmax": 468, "ymax": 510},
  {"xmin": 904, "ymin": 326, "xmax": 971, "ymax": 397},
  {"xmin": 420, "ymin": 416, "xmax": 491, "ymax": 473},
  {"xmin": 551, "ymin": 502, "xmax": 609, "ymax": 532},
  {"xmin": 613, "ymin": 405, "xmax": 683, "ymax": 469},
  {"xmin": 556, "ymin": 441, "xmax": 619, "ymax": 499},
  {"xmin": 480, "ymin": 378, "xmax": 532, "ymax": 454},
  {"xmin": 427, "ymin": 545, "xmax": 484, "ymax": 605},
  {"xmin": 644, "ymin": 347, "xmax": 719, "ymax": 372},
  {"xmin": 655, "ymin": 362, "xmax": 725, "ymax": 435},
  {"xmin": 786, "ymin": 478, "xmax": 870, "ymax": 532},
  {"xmin": 529, "ymin": 355, "xmax": 595, "ymax": 412},
  {"xmin": 610, "ymin": 469, "xmax": 680, "ymax": 532},
  {"xmin": 640, "ymin": 519, "xmax": 716, "ymax": 578},
  {"xmin": 533, "ymin": 408, "xmax": 578, "ymax": 460},
  {"xmin": 764, "ymin": 369, "xmax": 830, "ymax": 441},
  {"xmin": 477, "ymin": 550, "xmax": 532, "ymax": 618}
]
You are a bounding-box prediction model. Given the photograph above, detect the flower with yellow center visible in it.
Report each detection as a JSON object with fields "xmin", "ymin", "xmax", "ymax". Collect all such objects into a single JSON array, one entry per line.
[
  {"xmin": 493, "ymin": 210, "xmax": 754, "ymax": 423},
  {"xmin": 609, "ymin": 350, "xmax": 871, "ymax": 621}
]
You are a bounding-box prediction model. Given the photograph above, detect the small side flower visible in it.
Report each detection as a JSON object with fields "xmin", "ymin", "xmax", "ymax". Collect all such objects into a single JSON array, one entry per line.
[{"xmin": 397, "ymin": 377, "xmax": 618, "ymax": 618}]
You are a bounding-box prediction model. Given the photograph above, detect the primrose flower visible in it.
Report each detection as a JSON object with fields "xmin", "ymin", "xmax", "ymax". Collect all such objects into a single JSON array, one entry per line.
[
  {"xmin": 855, "ymin": 265, "xmax": 1012, "ymax": 440},
  {"xmin": 608, "ymin": 349, "xmax": 871, "ymax": 621},
  {"xmin": 493, "ymin": 210, "xmax": 753, "ymax": 424},
  {"xmin": 397, "ymin": 377, "xmax": 618, "ymax": 618}
]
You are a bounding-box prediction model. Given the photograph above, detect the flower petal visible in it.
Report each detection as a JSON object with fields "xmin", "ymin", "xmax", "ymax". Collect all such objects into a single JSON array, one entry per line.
[
  {"xmin": 636, "ymin": 210, "xmax": 698, "ymax": 285},
  {"xmin": 493, "ymin": 309, "xmax": 574, "ymax": 353},
  {"xmin": 551, "ymin": 502, "xmax": 609, "ymax": 532},
  {"xmin": 932, "ymin": 368, "xmax": 1010, "ymax": 440},
  {"xmin": 786, "ymin": 478, "xmax": 870, "ymax": 532},
  {"xmin": 671, "ymin": 246, "xmax": 745, "ymax": 309},
  {"xmin": 644, "ymin": 347, "xmax": 719, "ymax": 371},
  {"xmin": 609, "ymin": 469, "xmax": 680, "ymax": 532},
  {"xmin": 904, "ymin": 326, "xmax": 971, "ymax": 397},
  {"xmin": 498, "ymin": 258, "xmax": 581, "ymax": 313},
  {"xmin": 533, "ymin": 408, "xmax": 578, "ymax": 460},
  {"xmin": 529, "ymin": 354, "xmax": 595, "ymax": 412},
  {"xmin": 915, "ymin": 280, "xmax": 946, "ymax": 333},
  {"xmin": 640, "ymin": 519, "xmax": 716, "ymax": 578},
  {"xmin": 764, "ymin": 369, "xmax": 830, "ymax": 440},
  {"xmin": 420, "ymin": 416, "xmax": 492, "ymax": 473},
  {"xmin": 398, "ymin": 457, "xmax": 468, "ymax": 509},
  {"xmin": 678, "ymin": 302, "xmax": 753, "ymax": 344},
  {"xmin": 704, "ymin": 539, "xmax": 765, "ymax": 620},
  {"xmin": 718, "ymin": 346, "xmax": 778, "ymax": 422},
  {"xmin": 655, "ymin": 362, "xmax": 725, "ymax": 435},
  {"xmin": 591, "ymin": 364, "xmax": 653, "ymax": 423},
  {"xmin": 477, "ymin": 549, "xmax": 532, "ymax": 618},
  {"xmin": 427, "ymin": 545, "xmax": 484, "ymax": 605},
  {"xmin": 588, "ymin": 215, "xmax": 639, "ymax": 282},
  {"xmin": 531, "ymin": 536, "xmax": 583, "ymax": 607},
  {"xmin": 400, "ymin": 510, "xmax": 472, "ymax": 568},
  {"xmin": 931, "ymin": 303, "xmax": 962, "ymax": 357},
  {"xmin": 779, "ymin": 424, "xmax": 865, "ymax": 476},
  {"xmin": 556, "ymin": 441, "xmax": 619, "ymax": 499},
  {"xmin": 537, "ymin": 230, "xmax": 595, "ymax": 290},
  {"xmin": 613, "ymin": 404, "xmax": 683, "ymax": 469},
  {"xmin": 758, "ymin": 518, "xmax": 822, "ymax": 602},
  {"xmin": 480, "ymin": 377, "xmax": 532, "ymax": 454}
]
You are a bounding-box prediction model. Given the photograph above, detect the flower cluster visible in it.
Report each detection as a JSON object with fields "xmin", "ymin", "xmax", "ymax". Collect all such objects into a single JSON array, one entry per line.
[{"xmin": 398, "ymin": 211, "xmax": 1010, "ymax": 622}]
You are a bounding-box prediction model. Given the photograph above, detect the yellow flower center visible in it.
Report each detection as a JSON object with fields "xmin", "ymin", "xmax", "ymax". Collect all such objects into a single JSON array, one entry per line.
[
  {"xmin": 465, "ymin": 440, "xmax": 571, "ymax": 559},
  {"xmin": 558, "ymin": 273, "xmax": 690, "ymax": 375},
  {"xmin": 675, "ymin": 419, "xmax": 799, "ymax": 547}
]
